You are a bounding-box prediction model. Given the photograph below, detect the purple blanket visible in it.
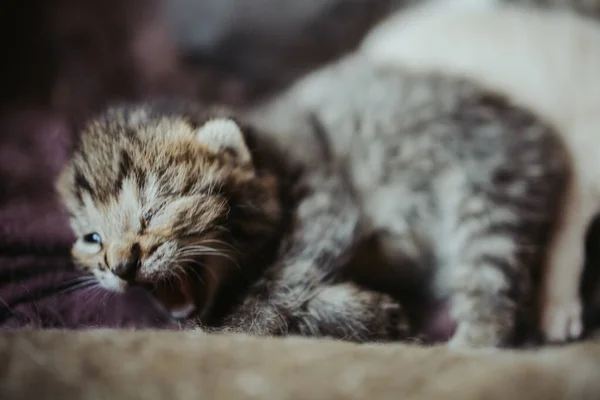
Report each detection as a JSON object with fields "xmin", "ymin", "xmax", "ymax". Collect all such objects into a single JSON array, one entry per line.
[{"xmin": 0, "ymin": 108, "xmax": 175, "ymax": 329}]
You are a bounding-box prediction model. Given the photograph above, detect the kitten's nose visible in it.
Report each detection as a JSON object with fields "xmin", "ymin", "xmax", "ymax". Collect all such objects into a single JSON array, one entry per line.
[
  {"xmin": 113, "ymin": 243, "xmax": 141, "ymax": 282},
  {"xmin": 114, "ymin": 260, "xmax": 139, "ymax": 282}
]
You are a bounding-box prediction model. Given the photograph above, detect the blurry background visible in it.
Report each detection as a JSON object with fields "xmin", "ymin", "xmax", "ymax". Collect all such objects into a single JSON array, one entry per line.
[{"xmin": 0, "ymin": 0, "xmax": 409, "ymax": 120}]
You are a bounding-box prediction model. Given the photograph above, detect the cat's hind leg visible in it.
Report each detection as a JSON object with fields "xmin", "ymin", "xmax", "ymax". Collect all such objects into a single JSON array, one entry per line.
[
  {"xmin": 229, "ymin": 280, "xmax": 410, "ymax": 342},
  {"xmin": 222, "ymin": 278, "xmax": 411, "ymax": 342},
  {"xmin": 435, "ymin": 168, "xmax": 563, "ymax": 349}
]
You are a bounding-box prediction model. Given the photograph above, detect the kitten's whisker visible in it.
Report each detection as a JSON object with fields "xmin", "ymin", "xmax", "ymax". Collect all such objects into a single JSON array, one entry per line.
[
  {"xmin": 176, "ymin": 251, "xmax": 223, "ymax": 258},
  {"xmin": 80, "ymin": 286, "xmax": 104, "ymax": 311},
  {"xmin": 177, "ymin": 250, "xmax": 241, "ymax": 271},
  {"xmin": 56, "ymin": 279, "xmax": 99, "ymax": 295},
  {"xmin": 197, "ymin": 239, "xmax": 241, "ymax": 254},
  {"xmin": 177, "ymin": 250, "xmax": 236, "ymax": 259},
  {"xmin": 166, "ymin": 275, "xmax": 177, "ymax": 292},
  {"xmin": 0, "ymin": 295, "xmax": 16, "ymax": 319},
  {"xmin": 202, "ymin": 265, "xmax": 220, "ymax": 284},
  {"xmin": 179, "ymin": 245, "xmax": 216, "ymax": 252},
  {"xmin": 100, "ymin": 291, "xmax": 111, "ymax": 307},
  {"xmin": 89, "ymin": 287, "xmax": 108, "ymax": 310},
  {"xmin": 184, "ymin": 266, "xmax": 207, "ymax": 288},
  {"xmin": 62, "ymin": 275, "xmax": 97, "ymax": 283},
  {"xmin": 171, "ymin": 259, "xmax": 206, "ymax": 288},
  {"xmin": 178, "ymin": 250, "xmax": 238, "ymax": 258},
  {"xmin": 178, "ymin": 242, "xmax": 240, "ymax": 256},
  {"xmin": 168, "ymin": 264, "xmax": 186, "ymax": 290},
  {"xmin": 176, "ymin": 246, "xmax": 240, "ymax": 267},
  {"xmin": 177, "ymin": 258, "xmax": 220, "ymax": 283},
  {"xmin": 177, "ymin": 245, "xmax": 237, "ymax": 257},
  {"xmin": 175, "ymin": 250, "xmax": 218, "ymax": 258},
  {"xmin": 55, "ymin": 275, "xmax": 97, "ymax": 288},
  {"xmin": 104, "ymin": 289, "xmax": 116, "ymax": 306},
  {"xmin": 213, "ymin": 226, "xmax": 232, "ymax": 235}
]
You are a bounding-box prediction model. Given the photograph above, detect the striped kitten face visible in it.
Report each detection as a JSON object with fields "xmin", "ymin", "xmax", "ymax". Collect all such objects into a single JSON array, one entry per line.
[{"xmin": 56, "ymin": 104, "xmax": 282, "ymax": 319}]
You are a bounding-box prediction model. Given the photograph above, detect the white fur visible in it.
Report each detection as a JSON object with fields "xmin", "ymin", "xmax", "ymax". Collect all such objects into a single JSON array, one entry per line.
[
  {"xmin": 360, "ymin": 0, "xmax": 600, "ymax": 342},
  {"xmin": 97, "ymin": 271, "xmax": 128, "ymax": 293}
]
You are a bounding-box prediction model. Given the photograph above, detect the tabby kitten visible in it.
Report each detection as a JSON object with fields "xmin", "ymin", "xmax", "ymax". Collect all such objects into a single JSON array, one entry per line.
[
  {"xmin": 56, "ymin": 102, "xmax": 409, "ymax": 339},
  {"xmin": 56, "ymin": 105, "xmax": 286, "ymax": 321},
  {"xmin": 360, "ymin": 0, "xmax": 600, "ymax": 343},
  {"xmin": 58, "ymin": 49, "xmax": 569, "ymax": 347}
]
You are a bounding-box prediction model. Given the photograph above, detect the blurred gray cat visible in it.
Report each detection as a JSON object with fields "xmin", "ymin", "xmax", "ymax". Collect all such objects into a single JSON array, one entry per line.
[{"xmin": 220, "ymin": 53, "xmax": 570, "ymax": 348}]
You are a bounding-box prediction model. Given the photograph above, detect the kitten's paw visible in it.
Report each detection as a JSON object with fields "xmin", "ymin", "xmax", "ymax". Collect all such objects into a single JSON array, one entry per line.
[
  {"xmin": 376, "ymin": 293, "xmax": 411, "ymax": 340},
  {"xmin": 541, "ymin": 298, "xmax": 583, "ymax": 343},
  {"xmin": 304, "ymin": 284, "xmax": 411, "ymax": 341},
  {"xmin": 447, "ymin": 322, "xmax": 503, "ymax": 350}
]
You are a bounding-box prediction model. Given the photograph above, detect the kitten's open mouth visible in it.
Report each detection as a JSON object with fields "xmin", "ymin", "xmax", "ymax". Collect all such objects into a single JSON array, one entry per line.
[
  {"xmin": 149, "ymin": 270, "xmax": 197, "ymax": 320},
  {"xmin": 143, "ymin": 253, "xmax": 228, "ymax": 322}
]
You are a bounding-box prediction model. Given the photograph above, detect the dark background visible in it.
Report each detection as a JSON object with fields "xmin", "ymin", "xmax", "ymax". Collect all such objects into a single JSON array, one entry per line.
[{"xmin": 0, "ymin": 0, "xmax": 401, "ymax": 115}]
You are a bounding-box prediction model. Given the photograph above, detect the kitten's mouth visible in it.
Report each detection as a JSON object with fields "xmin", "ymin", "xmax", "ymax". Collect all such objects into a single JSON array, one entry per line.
[
  {"xmin": 142, "ymin": 254, "xmax": 229, "ymax": 322},
  {"xmin": 149, "ymin": 271, "xmax": 197, "ymax": 320}
]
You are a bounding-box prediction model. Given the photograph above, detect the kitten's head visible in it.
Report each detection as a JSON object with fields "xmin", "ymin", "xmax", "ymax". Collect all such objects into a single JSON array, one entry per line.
[{"xmin": 56, "ymin": 103, "xmax": 282, "ymax": 319}]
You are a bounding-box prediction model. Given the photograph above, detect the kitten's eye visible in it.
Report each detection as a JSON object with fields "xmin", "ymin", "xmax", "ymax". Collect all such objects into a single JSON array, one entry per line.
[{"xmin": 83, "ymin": 232, "xmax": 102, "ymax": 245}]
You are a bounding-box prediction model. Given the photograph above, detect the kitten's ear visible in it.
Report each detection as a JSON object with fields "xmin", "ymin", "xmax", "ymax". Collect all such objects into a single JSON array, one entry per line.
[{"xmin": 194, "ymin": 118, "xmax": 251, "ymax": 163}]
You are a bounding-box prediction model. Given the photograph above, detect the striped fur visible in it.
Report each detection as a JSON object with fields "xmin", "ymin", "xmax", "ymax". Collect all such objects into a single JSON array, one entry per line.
[
  {"xmin": 360, "ymin": 0, "xmax": 600, "ymax": 344},
  {"xmin": 231, "ymin": 53, "xmax": 570, "ymax": 347},
  {"xmin": 57, "ymin": 31, "xmax": 572, "ymax": 347}
]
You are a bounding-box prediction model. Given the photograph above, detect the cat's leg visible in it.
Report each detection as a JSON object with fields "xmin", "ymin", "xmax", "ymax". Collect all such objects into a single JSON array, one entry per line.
[
  {"xmin": 222, "ymin": 172, "xmax": 411, "ymax": 341},
  {"xmin": 441, "ymin": 217, "xmax": 524, "ymax": 347},
  {"xmin": 225, "ymin": 280, "xmax": 410, "ymax": 342},
  {"xmin": 436, "ymin": 176, "xmax": 551, "ymax": 349},
  {"xmin": 540, "ymin": 177, "xmax": 595, "ymax": 343}
]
